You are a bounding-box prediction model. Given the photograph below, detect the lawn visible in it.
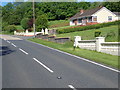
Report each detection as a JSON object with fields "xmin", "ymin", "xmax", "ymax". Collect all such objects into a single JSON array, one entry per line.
[
  {"xmin": 15, "ymin": 25, "xmax": 24, "ymax": 30},
  {"xmin": 57, "ymin": 25, "xmax": 119, "ymax": 42},
  {"xmin": 28, "ymin": 38, "xmax": 119, "ymax": 69},
  {"xmin": 48, "ymin": 20, "xmax": 69, "ymax": 29}
]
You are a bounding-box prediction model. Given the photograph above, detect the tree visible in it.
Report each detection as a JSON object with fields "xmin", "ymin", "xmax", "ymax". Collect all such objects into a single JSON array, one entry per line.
[
  {"xmin": 36, "ymin": 14, "xmax": 48, "ymax": 31},
  {"xmin": 21, "ymin": 18, "xmax": 29, "ymax": 30},
  {"xmin": 4, "ymin": 25, "xmax": 16, "ymax": 33}
]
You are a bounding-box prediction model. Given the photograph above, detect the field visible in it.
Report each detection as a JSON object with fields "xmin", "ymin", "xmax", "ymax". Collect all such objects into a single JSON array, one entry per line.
[
  {"xmin": 57, "ymin": 25, "xmax": 119, "ymax": 42},
  {"xmin": 48, "ymin": 20, "xmax": 69, "ymax": 29}
]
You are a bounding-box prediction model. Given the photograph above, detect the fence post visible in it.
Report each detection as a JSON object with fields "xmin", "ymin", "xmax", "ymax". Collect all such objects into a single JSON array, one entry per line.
[
  {"xmin": 96, "ymin": 37, "xmax": 105, "ymax": 52},
  {"xmin": 74, "ymin": 36, "xmax": 81, "ymax": 47},
  {"xmin": 14, "ymin": 31, "xmax": 16, "ymax": 35}
]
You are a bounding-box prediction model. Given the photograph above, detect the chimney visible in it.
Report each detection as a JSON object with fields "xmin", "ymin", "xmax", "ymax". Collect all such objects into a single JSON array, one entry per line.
[{"xmin": 80, "ymin": 9, "xmax": 84, "ymax": 14}]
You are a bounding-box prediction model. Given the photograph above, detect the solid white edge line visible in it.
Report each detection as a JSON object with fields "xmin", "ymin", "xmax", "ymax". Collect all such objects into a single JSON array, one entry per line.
[
  {"xmin": 19, "ymin": 48, "xmax": 28, "ymax": 55},
  {"xmin": 68, "ymin": 85, "xmax": 76, "ymax": 90},
  {"xmin": 11, "ymin": 43, "xmax": 17, "ymax": 47},
  {"xmin": 33, "ymin": 58, "xmax": 54, "ymax": 73},
  {"xmin": 27, "ymin": 40, "xmax": 120, "ymax": 73}
]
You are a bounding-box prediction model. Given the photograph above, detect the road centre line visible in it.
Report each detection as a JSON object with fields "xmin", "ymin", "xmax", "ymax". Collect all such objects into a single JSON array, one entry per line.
[
  {"xmin": 33, "ymin": 58, "xmax": 54, "ymax": 73},
  {"xmin": 7, "ymin": 40, "xmax": 11, "ymax": 43},
  {"xmin": 11, "ymin": 43, "xmax": 17, "ymax": 47},
  {"xmin": 4, "ymin": 38, "xmax": 6, "ymax": 40},
  {"xmin": 19, "ymin": 48, "xmax": 28, "ymax": 55},
  {"xmin": 68, "ymin": 85, "xmax": 77, "ymax": 90},
  {"xmin": 28, "ymin": 40, "xmax": 120, "ymax": 73}
]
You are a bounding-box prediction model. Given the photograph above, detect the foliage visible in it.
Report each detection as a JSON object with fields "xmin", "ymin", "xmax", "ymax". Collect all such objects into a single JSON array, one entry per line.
[
  {"xmin": 36, "ymin": 14, "xmax": 48, "ymax": 31},
  {"xmin": 2, "ymin": 22, "xmax": 9, "ymax": 31},
  {"xmin": 20, "ymin": 18, "xmax": 29, "ymax": 30},
  {"xmin": 94, "ymin": 30, "xmax": 101, "ymax": 37},
  {"xmin": 57, "ymin": 20, "xmax": 120, "ymax": 34},
  {"xmin": 4, "ymin": 25, "xmax": 16, "ymax": 33}
]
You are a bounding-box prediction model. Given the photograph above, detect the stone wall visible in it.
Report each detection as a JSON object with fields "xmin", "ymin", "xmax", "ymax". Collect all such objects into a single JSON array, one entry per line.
[
  {"xmin": 36, "ymin": 34, "xmax": 70, "ymax": 44},
  {"xmin": 74, "ymin": 36, "xmax": 120, "ymax": 56}
]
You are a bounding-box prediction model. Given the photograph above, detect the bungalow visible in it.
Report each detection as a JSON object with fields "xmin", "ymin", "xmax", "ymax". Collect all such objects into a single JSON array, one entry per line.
[{"xmin": 69, "ymin": 7, "xmax": 120, "ymax": 26}]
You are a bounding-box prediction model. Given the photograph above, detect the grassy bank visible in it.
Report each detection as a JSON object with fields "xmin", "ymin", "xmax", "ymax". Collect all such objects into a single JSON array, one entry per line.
[
  {"xmin": 48, "ymin": 20, "xmax": 69, "ymax": 28},
  {"xmin": 28, "ymin": 38, "xmax": 119, "ymax": 69},
  {"xmin": 57, "ymin": 25, "xmax": 119, "ymax": 42},
  {"xmin": 0, "ymin": 31, "xmax": 13, "ymax": 35}
]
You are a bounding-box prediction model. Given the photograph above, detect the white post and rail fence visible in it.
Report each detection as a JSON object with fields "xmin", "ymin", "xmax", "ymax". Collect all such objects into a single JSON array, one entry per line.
[{"xmin": 74, "ymin": 36, "xmax": 120, "ymax": 56}]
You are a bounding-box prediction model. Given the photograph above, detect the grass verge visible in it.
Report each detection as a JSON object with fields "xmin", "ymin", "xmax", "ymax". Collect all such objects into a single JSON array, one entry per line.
[
  {"xmin": 57, "ymin": 25, "xmax": 119, "ymax": 42},
  {"xmin": 28, "ymin": 38, "xmax": 119, "ymax": 69},
  {"xmin": 0, "ymin": 31, "xmax": 13, "ymax": 35}
]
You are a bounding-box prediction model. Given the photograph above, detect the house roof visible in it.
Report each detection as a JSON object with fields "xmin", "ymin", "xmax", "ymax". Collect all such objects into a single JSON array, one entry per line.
[
  {"xmin": 113, "ymin": 12, "xmax": 120, "ymax": 16},
  {"xmin": 70, "ymin": 7, "xmax": 103, "ymax": 20}
]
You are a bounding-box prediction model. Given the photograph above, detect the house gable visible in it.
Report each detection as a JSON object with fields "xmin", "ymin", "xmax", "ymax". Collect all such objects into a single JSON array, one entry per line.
[
  {"xmin": 91, "ymin": 7, "xmax": 117, "ymax": 23},
  {"xmin": 92, "ymin": 7, "xmax": 116, "ymax": 16}
]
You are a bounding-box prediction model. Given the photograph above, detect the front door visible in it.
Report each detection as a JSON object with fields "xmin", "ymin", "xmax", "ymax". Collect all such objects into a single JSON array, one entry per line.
[{"xmin": 73, "ymin": 19, "xmax": 77, "ymax": 25}]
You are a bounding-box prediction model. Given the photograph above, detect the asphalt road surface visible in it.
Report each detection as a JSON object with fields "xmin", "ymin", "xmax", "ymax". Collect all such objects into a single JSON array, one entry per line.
[{"xmin": 0, "ymin": 35, "xmax": 119, "ymax": 89}]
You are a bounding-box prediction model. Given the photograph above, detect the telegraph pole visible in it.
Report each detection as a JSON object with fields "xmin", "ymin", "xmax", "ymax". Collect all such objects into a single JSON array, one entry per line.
[{"xmin": 33, "ymin": 0, "xmax": 36, "ymax": 37}]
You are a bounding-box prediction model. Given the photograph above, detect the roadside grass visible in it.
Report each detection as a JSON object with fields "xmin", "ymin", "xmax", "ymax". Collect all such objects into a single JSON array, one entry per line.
[
  {"xmin": 57, "ymin": 25, "xmax": 119, "ymax": 42},
  {"xmin": 1, "ymin": 31, "xmax": 13, "ymax": 35},
  {"xmin": 49, "ymin": 25, "xmax": 80, "ymax": 30},
  {"xmin": 28, "ymin": 38, "xmax": 119, "ymax": 69},
  {"xmin": 15, "ymin": 25, "xmax": 24, "ymax": 30},
  {"xmin": 48, "ymin": 20, "xmax": 69, "ymax": 29}
]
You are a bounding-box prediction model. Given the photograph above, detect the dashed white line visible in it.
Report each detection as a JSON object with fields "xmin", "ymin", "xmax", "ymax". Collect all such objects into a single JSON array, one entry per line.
[
  {"xmin": 68, "ymin": 85, "xmax": 77, "ymax": 90},
  {"xmin": 7, "ymin": 40, "xmax": 11, "ymax": 43},
  {"xmin": 19, "ymin": 48, "xmax": 28, "ymax": 55},
  {"xmin": 28, "ymin": 41, "xmax": 120, "ymax": 73},
  {"xmin": 4, "ymin": 38, "xmax": 6, "ymax": 40},
  {"xmin": 11, "ymin": 43, "xmax": 17, "ymax": 47},
  {"xmin": 33, "ymin": 58, "xmax": 54, "ymax": 73}
]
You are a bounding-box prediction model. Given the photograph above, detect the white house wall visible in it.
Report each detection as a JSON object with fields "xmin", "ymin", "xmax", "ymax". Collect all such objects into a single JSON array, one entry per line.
[
  {"xmin": 92, "ymin": 7, "xmax": 117, "ymax": 23},
  {"xmin": 70, "ymin": 20, "xmax": 75, "ymax": 25}
]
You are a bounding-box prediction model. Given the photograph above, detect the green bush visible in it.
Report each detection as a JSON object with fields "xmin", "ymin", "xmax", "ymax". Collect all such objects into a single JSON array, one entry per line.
[
  {"xmin": 4, "ymin": 25, "xmax": 16, "ymax": 33},
  {"xmin": 57, "ymin": 20, "xmax": 120, "ymax": 34},
  {"xmin": 21, "ymin": 18, "xmax": 29, "ymax": 30},
  {"xmin": 94, "ymin": 30, "xmax": 101, "ymax": 37}
]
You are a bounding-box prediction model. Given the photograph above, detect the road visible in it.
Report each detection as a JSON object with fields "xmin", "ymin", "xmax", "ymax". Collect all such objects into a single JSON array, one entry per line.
[{"xmin": 0, "ymin": 35, "xmax": 119, "ymax": 89}]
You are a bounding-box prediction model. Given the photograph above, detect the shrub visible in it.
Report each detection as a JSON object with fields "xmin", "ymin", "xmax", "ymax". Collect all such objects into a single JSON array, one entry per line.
[
  {"xmin": 36, "ymin": 14, "xmax": 48, "ymax": 32},
  {"xmin": 4, "ymin": 25, "xmax": 16, "ymax": 33},
  {"xmin": 21, "ymin": 18, "xmax": 29, "ymax": 30},
  {"xmin": 57, "ymin": 20, "xmax": 120, "ymax": 34},
  {"xmin": 94, "ymin": 30, "xmax": 101, "ymax": 37}
]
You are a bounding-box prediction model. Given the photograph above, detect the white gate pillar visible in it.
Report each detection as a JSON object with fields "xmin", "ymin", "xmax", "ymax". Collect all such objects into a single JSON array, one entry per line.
[
  {"xmin": 96, "ymin": 37, "xmax": 105, "ymax": 52},
  {"xmin": 74, "ymin": 36, "xmax": 81, "ymax": 47}
]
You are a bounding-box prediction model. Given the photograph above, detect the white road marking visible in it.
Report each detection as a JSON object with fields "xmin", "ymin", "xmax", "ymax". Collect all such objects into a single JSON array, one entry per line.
[
  {"xmin": 11, "ymin": 43, "xmax": 17, "ymax": 47},
  {"xmin": 33, "ymin": 58, "xmax": 54, "ymax": 73},
  {"xmin": 19, "ymin": 48, "xmax": 28, "ymax": 55},
  {"xmin": 7, "ymin": 40, "xmax": 11, "ymax": 43},
  {"xmin": 28, "ymin": 40, "xmax": 120, "ymax": 73},
  {"xmin": 68, "ymin": 85, "xmax": 77, "ymax": 90},
  {"xmin": 4, "ymin": 38, "xmax": 6, "ymax": 40}
]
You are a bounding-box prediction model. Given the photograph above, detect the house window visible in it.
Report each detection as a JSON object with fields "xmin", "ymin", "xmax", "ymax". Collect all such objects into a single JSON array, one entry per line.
[
  {"xmin": 88, "ymin": 17, "xmax": 92, "ymax": 22},
  {"xmin": 108, "ymin": 16, "xmax": 112, "ymax": 21},
  {"xmin": 93, "ymin": 16, "xmax": 97, "ymax": 22},
  {"xmin": 78, "ymin": 18, "xmax": 82, "ymax": 23}
]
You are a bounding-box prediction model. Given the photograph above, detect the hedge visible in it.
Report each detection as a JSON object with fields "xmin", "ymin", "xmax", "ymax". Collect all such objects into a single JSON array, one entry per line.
[{"xmin": 57, "ymin": 20, "xmax": 120, "ymax": 34}]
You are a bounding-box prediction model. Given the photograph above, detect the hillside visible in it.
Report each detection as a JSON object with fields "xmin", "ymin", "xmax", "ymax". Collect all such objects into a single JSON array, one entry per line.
[
  {"xmin": 48, "ymin": 20, "xmax": 69, "ymax": 28},
  {"xmin": 57, "ymin": 25, "xmax": 119, "ymax": 42}
]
